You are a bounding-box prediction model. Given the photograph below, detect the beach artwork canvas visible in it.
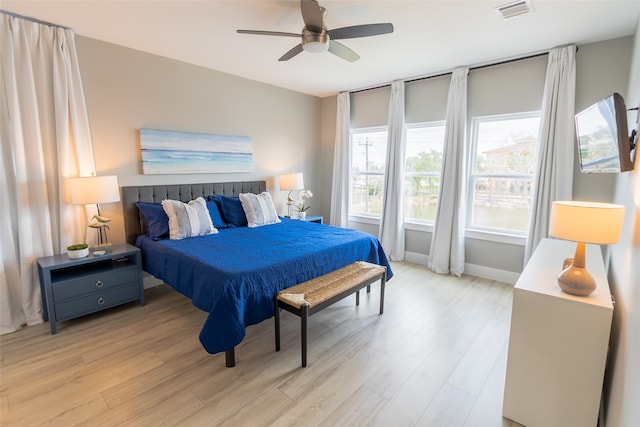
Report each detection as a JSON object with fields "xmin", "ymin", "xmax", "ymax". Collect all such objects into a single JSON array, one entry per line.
[{"xmin": 139, "ymin": 129, "xmax": 253, "ymax": 174}]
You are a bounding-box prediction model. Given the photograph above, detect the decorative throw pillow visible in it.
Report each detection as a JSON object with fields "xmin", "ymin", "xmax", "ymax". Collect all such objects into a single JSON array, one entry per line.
[
  {"xmin": 205, "ymin": 198, "xmax": 230, "ymax": 229},
  {"xmin": 136, "ymin": 202, "xmax": 169, "ymax": 240},
  {"xmin": 216, "ymin": 195, "xmax": 248, "ymax": 227},
  {"xmin": 239, "ymin": 192, "xmax": 281, "ymax": 228},
  {"xmin": 161, "ymin": 197, "xmax": 218, "ymax": 240}
]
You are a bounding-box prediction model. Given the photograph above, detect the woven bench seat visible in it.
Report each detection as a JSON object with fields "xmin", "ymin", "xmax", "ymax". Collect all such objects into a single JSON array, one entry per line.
[{"xmin": 275, "ymin": 261, "xmax": 387, "ymax": 367}]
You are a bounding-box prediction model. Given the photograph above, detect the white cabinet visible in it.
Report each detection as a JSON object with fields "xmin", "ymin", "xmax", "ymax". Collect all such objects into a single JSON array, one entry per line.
[{"xmin": 503, "ymin": 238, "xmax": 613, "ymax": 427}]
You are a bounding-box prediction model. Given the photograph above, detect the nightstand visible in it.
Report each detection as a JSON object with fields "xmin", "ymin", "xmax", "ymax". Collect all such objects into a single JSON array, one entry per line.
[
  {"xmin": 37, "ymin": 243, "xmax": 144, "ymax": 334},
  {"xmin": 301, "ymin": 215, "xmax": 323, "ymax": 224}
]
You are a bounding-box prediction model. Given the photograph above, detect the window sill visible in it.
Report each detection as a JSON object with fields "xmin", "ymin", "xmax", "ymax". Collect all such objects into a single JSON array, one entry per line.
[
  {"xmin": 348, "ymin": 214, "xmax": 379, "ymax": 226},
  {"xmin": 347, "ymin": 214, "xmax": 526, "ymax": 246},
  {"xmin": 404, "ymin": 220, "xmax": 434, "ymax": 233},
  {"xmin": 464, "ymin": 229, "xmax": 526, "ymax": 245}
]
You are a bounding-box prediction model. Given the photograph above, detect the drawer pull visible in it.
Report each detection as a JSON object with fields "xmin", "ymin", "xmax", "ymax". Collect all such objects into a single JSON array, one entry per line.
[
  {"xmin": 97, "ymin": 297, "xmax": 106, "ymax": 305},
  {"xmin": 95, "ymin": 280, "xmax": 104, "ymax": 288}
]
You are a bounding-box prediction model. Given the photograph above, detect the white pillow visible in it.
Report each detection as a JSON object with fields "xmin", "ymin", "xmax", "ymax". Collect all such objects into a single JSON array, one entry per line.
[
  {"xmin": 162, "ymin": 197, "xmax": 218, "ymax": 240},
  {"xmin": 239, "ymin": 192, "xmax": 281, "ymax": 227}
]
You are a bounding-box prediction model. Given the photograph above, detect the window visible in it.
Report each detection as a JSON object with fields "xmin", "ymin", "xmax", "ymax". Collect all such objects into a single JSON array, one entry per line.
[
  {"xmin": 468, "ymin": 113, "xmax": 541, "ymax": 234},
  {"xmin": 350, "ymin": 128, "xmax": 388, "ymax": 216},
  {"xmin": 404, "ymin": 122, "xmax": 446, "ymax": 222}
]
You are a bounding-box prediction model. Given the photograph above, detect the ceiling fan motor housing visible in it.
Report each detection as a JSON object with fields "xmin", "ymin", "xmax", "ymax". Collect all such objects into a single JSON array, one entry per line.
[{"xmin": 302, "ymin": 28, "xmax": 329, "ymax": 53}]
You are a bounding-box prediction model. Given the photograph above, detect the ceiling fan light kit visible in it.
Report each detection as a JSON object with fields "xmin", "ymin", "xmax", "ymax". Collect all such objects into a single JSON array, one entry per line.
[
  {"xmin": 302, "ymin": 28, "xmax": 329, "ymax": 53},
  {"xmin": 237, "ymin": 0, "xmax": 393, "ymax": 62}
]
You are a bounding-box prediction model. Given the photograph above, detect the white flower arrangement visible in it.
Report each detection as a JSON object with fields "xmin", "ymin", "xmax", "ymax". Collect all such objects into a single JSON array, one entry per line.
[{"xmin": 294, "ymin": 190, "xmax": 313, "ymax": 212}]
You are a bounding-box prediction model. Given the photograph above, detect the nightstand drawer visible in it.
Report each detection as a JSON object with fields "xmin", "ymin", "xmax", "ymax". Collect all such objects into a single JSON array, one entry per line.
[
  {"xmin": 52, "ymin": 267, "xmax": 138, "ymax": 301},
  {"xmin": 54, "ymin": 284, "xmax": 141, "ymax": 320}
]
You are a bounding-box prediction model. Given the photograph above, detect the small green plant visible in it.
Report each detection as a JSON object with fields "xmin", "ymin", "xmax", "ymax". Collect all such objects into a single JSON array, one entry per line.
[{"xmin": 67, "ymin": 243, "xmax": 88, "ymax": 251}]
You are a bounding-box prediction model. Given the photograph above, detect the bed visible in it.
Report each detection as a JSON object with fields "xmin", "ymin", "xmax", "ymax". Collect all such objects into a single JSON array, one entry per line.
[{"xmin": 121, "ymin": 181, "xmax": 392, "ymax": 366}]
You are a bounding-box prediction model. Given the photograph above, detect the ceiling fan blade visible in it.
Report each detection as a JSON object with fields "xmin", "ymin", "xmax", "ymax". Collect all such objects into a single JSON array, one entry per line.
[
  {"xmin": 328, "ymin": 40, "xmax": 360, "ymax": 62},
  {"xmin": 300, "ymin": 0, "xmax": 324, "ymax": 33},
  {"xmin": 237, "ymin": 30, "xmax": 300, "ymax": 38},
  {"xmin": 328, "ymin": 23, "xmax": 394, "ymax": 40},
  {"xmin": 279, "ymin": 44, "xmax": 304, "ymax": 61}
]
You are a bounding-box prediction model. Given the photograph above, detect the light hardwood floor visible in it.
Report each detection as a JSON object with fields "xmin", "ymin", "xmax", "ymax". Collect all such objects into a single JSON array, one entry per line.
[{"xmin": 1, "ymin": 261, "xmax": 524, "ymax": 426}]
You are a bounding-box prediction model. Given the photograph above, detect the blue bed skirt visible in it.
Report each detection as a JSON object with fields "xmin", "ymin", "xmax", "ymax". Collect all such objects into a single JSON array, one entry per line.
[{"xmin": 136, "ymin": 218, "xmax": 392, "ymax": 354}]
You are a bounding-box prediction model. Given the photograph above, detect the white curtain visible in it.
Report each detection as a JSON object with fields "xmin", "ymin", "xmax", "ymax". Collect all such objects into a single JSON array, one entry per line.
[
  {"xmin": 428, "ymin": 68, "xmax": 469, "ymax": 276},
  {"xmin": 0, "ymin": 13, "xmax": 96, "ymax": 334},
  {"xmin": 330, "ymin": 92, "xmax": 350, "ymax": 228},
  {"xmin": 524, "ymin": 45, "xmax": 576, "ymax": 263},
  {"xmin": 379, "ymin": 81, "xmax": 406, "ymax": 261}
]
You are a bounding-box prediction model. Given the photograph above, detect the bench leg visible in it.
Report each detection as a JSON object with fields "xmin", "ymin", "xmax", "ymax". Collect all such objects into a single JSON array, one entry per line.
[
  {"xmin": 367, "ymin": 284, "xmax": 371, "ymax": 293},
  {"xmin": 356, "ymin": 289, "xmax": 360, "ymax": 306},
  {"xmin": 379, "ymin": 275, "xmax": 386, "ymax": 315},
  {"xmin": 275, "ymin": 296, "xmax": 281, "ymax": 352},
  {"xmin": 301, "ymin": 304, "xmax": 309, "ymax": 367}
]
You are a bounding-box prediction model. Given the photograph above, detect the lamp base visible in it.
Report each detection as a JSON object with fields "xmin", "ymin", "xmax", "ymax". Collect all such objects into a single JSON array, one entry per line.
[{"xmin": 557, "ymin": 264, "xmax": 596, "ymax": 296}]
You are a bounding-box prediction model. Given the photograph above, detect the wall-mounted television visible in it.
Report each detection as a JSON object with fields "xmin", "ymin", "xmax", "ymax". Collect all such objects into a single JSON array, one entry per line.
[{"xmin": 575, "ymin": 92, "xmax": 637, "ymax": 173}]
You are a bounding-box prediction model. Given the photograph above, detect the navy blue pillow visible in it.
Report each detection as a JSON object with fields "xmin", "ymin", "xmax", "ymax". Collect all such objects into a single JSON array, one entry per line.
[
  {"xmin": 216, "ymin": 195, "xmax": 248, "ymax": 227},
  {"xmin": 136, "ymin": 202, "xmax": 169, "ymax": 240},
  {"xmin": 205, "ymin": 199, "xmax": 229, "ymax": 229}
]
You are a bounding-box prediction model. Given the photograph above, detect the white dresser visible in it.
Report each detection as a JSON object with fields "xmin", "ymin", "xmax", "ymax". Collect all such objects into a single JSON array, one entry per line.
[{"xmin": 503, "ymin": 238, "xmax": 613, "ymax": 427}]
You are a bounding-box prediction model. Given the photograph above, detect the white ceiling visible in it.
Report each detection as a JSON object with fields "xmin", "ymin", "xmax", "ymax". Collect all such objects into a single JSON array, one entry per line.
[{"xmin": 3, "ymin": 1, "xmax": 640, "ymax": 98}]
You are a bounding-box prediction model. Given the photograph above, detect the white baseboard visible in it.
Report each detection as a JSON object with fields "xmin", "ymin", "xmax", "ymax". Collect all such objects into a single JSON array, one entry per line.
[
  {"xmin": 404, "ymin": 251, "xmax": 428, "ymax": 264},
  {"xmin": 403, "ymin": 251, "xmax": 519, "ymax": 285},
  {"xmin": 463, "ymin": 263, "xmax": 519, "ymax": 285}
]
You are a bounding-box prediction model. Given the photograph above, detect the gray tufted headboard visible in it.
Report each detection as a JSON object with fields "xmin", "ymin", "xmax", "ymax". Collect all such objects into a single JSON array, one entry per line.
[{"xmin": 121, "ymin": 181, "xmax": 266, "ymax": 245}]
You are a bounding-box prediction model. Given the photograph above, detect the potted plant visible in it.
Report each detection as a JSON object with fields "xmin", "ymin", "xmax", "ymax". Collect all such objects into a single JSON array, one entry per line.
[
  {"xmin": 67, "ymin": 243, "xmax": 89, "ymax": 259},
  {"xmin": 294, "ymin": 190, "xmax": 313, "ymax": 219}
]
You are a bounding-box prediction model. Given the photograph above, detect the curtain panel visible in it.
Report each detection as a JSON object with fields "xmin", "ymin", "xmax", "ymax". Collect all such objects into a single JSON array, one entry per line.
[
  {"xmin": 428, "ymin": 67, "xmax": 469, "ymax": 276},
  {"xmin": 379, "ymin": 81, "xmax": 406, "ymax": 261},
  {"xmin": 330, "ymin": 92, "xmax": 351, "ymax": 228},
  {"xmin": 0, "ymin": 13, "xmax": 96, "ymax": 334},
  {"xmin": 524, "ymin": 45, "xmax": 576, "ymax": 263}
]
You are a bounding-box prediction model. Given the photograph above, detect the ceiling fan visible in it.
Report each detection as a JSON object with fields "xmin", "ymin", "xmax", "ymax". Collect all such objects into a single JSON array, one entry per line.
[{"xmin": 237, "ymin": 0, "xmax": 394, "ymax": 62}]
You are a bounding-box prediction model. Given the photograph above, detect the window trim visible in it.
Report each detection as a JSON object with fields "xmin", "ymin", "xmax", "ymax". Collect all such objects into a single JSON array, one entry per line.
[{"xmin": 466, "ymin": 111, "xmax": 541, "ymax": 237}]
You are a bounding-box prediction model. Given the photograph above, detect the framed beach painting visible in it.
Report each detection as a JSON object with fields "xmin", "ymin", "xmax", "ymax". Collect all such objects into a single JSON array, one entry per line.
[{"xmin": 139, "ymin": 129, "xmax": 253, "ymax": 174}]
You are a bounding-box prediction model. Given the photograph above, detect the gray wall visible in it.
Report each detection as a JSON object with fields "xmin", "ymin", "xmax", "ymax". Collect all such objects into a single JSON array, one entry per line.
[
  {"xmin": 605, "ymin": 18, "xmax": 640, "ymax": 427},
  {"xmin": 322, "ymin": 36, "xmax": 634, "ymax": 277},
  {"xmin": 77, "ymin": 37, "xmax": 322, "ymax": 245},
  {"xmin": 573, "ymin": 37, "xmax": 634, "ymax": 202}
]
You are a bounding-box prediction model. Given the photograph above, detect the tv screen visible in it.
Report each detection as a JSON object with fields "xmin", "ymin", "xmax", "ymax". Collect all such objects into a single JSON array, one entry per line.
[{"xmin": 575, "ymin": 92, "xmax": 635, "ymax": 173}]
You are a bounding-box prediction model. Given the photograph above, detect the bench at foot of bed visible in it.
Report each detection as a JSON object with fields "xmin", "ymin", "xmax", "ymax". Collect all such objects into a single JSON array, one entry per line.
[{"xmin": 274, "ymin": 261, "xmax": 387, "ymax": 367}]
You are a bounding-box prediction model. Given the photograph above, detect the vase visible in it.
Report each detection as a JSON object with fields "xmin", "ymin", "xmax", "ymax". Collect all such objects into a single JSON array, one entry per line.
[
  {"xmin": 298, "ymin": 211, "xmax": 307, "ymax": 219},
  {"xmin": 67, "ymin": 248, "xmax": 89, "ymax": 259}
]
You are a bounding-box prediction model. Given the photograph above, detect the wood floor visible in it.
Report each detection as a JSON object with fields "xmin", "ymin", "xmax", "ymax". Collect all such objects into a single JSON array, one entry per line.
[{"xmin": 1, "ymin": 261, "xmax": 524, "ymax": 427}]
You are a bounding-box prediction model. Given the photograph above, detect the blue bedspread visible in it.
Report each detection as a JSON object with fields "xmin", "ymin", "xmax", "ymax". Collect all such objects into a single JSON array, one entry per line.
[{"xmin": 136, "ymin": 218, "xmax": 393, "ymax": 354}]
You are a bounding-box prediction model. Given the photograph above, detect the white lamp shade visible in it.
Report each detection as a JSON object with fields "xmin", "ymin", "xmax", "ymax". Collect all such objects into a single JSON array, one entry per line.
[
  {"xmin": 550, "ymin": 201, "xmax": 625, "ymax": 244},
  {"xmin": 68, "ymin": 175, "xmax": 120, "ymax": 205},
  {"xmin": 279, "ymin": 172, "xmax": 304, "ymax": 191}
]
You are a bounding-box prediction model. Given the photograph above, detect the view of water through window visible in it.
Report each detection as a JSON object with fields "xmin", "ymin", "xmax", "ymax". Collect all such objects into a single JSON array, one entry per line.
[
  {"xmin": 469, "ymin": 114, "xmax": 541, "ymax": 232},
  {"xmin": 349, "ymin": 113, "xmax": 540, "ymax": 235}
]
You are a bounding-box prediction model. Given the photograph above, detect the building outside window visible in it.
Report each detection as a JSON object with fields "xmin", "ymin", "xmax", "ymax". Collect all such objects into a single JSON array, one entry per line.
[
  {"xmin": 468, "ymin": 112, "xmax": 541, "ymax": 234},
  {"xmin": 350, "ymin": 127, "xmax": 388, "ymax": 216},
  {"xmin": 404, "ymin": 122, "xmax": 446, "ymax": 222}
]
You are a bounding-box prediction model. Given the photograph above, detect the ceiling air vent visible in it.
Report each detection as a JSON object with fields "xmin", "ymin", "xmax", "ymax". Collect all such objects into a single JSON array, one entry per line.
[{"xmin": 495, "ymin": 0, "xmax": 533, "ymax": 19}]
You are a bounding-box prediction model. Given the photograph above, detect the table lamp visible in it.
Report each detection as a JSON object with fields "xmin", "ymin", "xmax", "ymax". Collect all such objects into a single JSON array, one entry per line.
[
  {"xmin": 549, "ymin": 200, "xmax": 625, "ymax": 296},
  {"xmin": 279, "ymin": 172, "xmax": 304, "ymax": 218},
  {"xmin": 68, "ymin": 174, "xmax": 120, "ymax": 251}
]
